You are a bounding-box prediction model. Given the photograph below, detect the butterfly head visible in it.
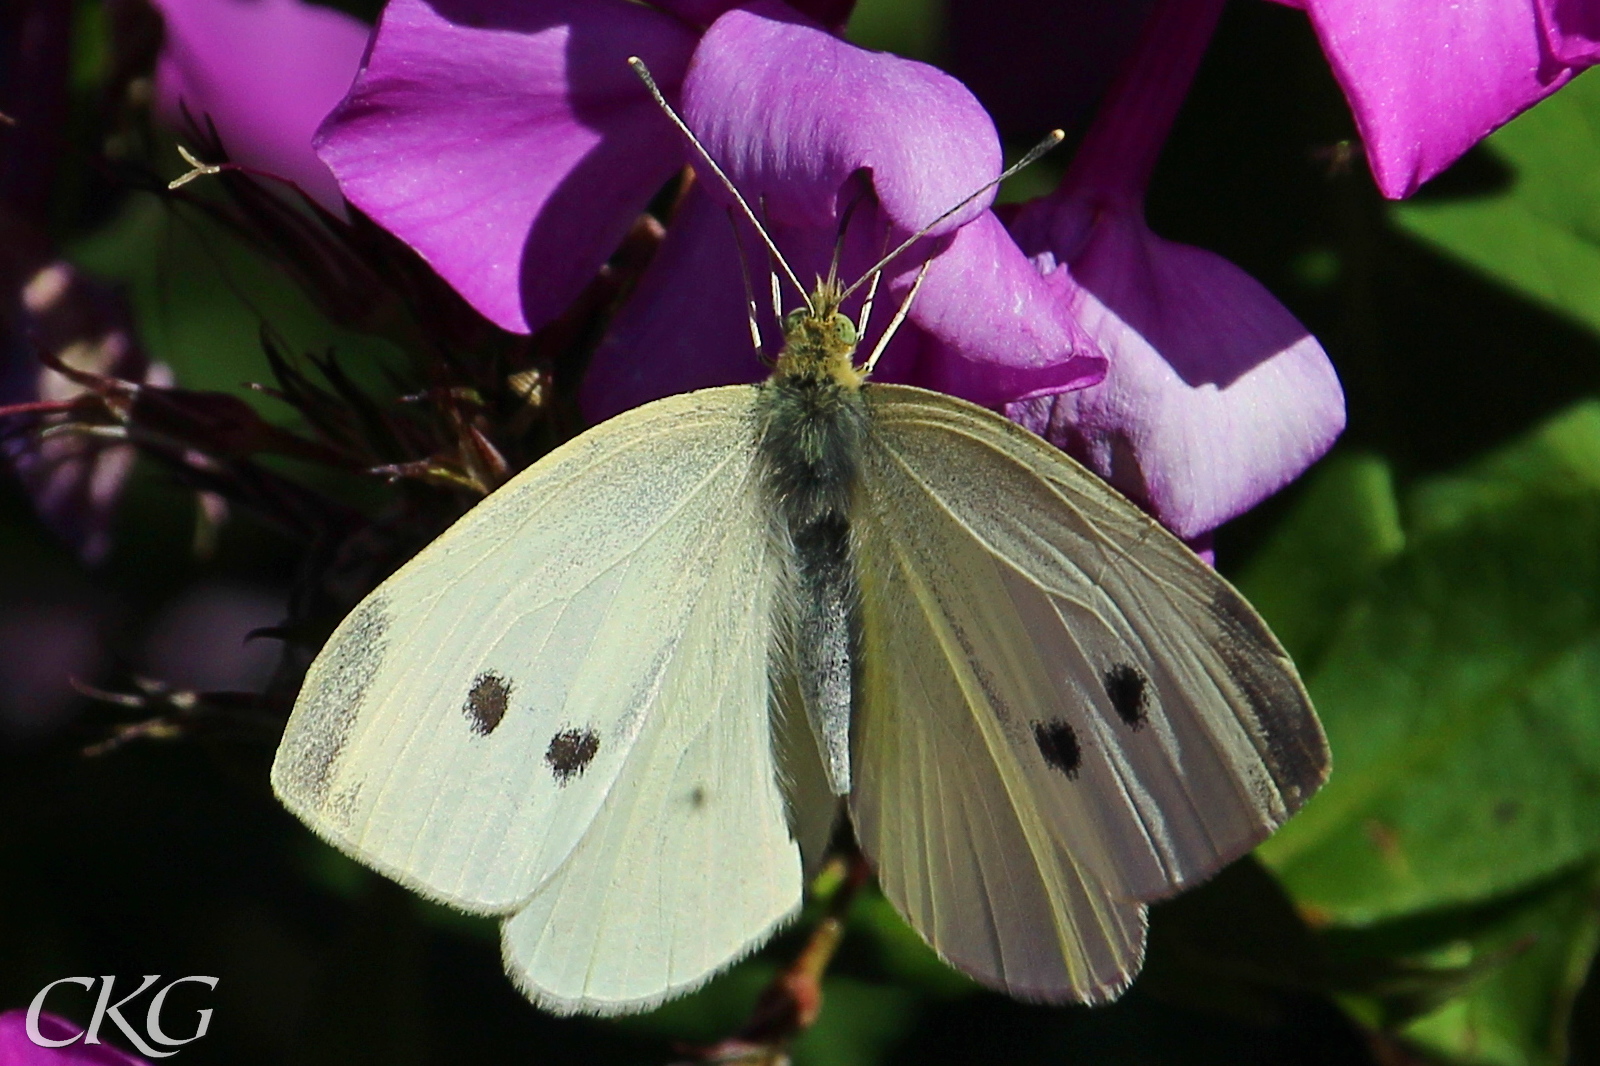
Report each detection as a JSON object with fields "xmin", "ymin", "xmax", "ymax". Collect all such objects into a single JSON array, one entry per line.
[{"xmin": 773, "ymin": 280, "xmax": 864, "ymax": 389}]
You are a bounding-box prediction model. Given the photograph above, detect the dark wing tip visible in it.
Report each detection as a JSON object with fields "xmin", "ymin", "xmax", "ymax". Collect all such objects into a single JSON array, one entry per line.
[{"xmin": 1207, "ymin": 586, "xmax": 1330, "ymax": 810}]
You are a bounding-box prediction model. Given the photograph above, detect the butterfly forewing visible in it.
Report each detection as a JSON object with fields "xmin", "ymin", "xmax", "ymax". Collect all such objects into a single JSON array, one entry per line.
[
  {"xmin": 850, "ymin": 404, "xmax": 1147, "ymax": 1002},
  {"xmin": 848, "ymin": 384, "xmax": 1328, "ymax": 1002},
  {"xmin": 273, "ymin": 387, "xmax": 808, "ymax": 1010}
]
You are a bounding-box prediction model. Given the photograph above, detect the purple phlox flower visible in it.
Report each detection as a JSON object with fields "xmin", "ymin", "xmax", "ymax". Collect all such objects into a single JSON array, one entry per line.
[
  {"xmin": 151, "ymin": 0, "xmax": 370, "ymax": 213},
  {"xmin": 584, "ymin": 1, "xmax": 1103, "ymax": 419},
  {"xmin": 314, "ymin": 0, "xmax": 1103, "ymax": 419},
  {"xmin": 1, "ymin": 261, "xmax": 167, "ymax": 564},
  {"xmin": 317, "ymin": 0, "xmax": 700, "ymax": 336},
  {"xmin": 1005, "ymin": 0, "xmax": 1344, "ymax": 540},
  {"xmin": 0, "ymin": 1010, "xmax": 149, "ymax": 1066},
  {"xmin": 1273, "ymin": 0, "xmax": 1600, "ymax": 198}
]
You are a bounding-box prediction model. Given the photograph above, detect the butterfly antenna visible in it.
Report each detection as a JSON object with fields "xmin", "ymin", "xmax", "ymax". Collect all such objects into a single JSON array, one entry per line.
[
  {"xmin": 854, "ymin": 225, "xmax": 893, "ymax": 339},
  {"xmin": 855, "ymin": 267, "xmax": 883, "ymax": 340},
  {"xmin": 724, "ymin": 208, "xmax": 768, "ymax": 355},
  {"xmin": 758, "ymin": 194, "xmax": 786, "ymax": 322},
  {"xmin": 628, "ymin": 57, "xmax": 813, "ymax": 314},
  {"xmin": 826, "ymin": 190, "xmax": 864, "ymax": 292},
  {"xmin": 837, "ymin": 128, "xmax": 1065, "ymax": 304},
  {"xmin": 862, "ymin": 261, "xmax": 929, "ymax": 375}
]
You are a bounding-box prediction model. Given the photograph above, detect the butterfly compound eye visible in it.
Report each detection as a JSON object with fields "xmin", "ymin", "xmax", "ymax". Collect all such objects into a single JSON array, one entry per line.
[{"xmin": 830, "ymin": 314, "xmax": 857, "ymax": 348}]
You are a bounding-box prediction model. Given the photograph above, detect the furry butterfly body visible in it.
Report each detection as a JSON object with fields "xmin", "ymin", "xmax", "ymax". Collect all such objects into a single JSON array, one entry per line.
[{"xmin": 272, "ymin": 281, "xmax": 1328, "ymax": 1014}]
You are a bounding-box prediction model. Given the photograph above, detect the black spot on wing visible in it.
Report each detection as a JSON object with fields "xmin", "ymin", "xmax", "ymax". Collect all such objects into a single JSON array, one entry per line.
[
  {"xmin": 279, "ymin": 597, "xmax": 390, "ymax": 809},
  {"xmin": 1207, "ymin": 586, "xmax": 1328, "ymax": 805},
  {"xmin": 545, "ymin": 727, "xmax": 601, "ymax": 785},
  {"xmin": 1104, "ymin": 663, "xmax": 1148, "ymax": 729},
  {"xmin": 1033, "ymin": 720, "xmax": 1082, "ymax": 779},
  {"xmin": 464, "ymin": 672, "xmax": 511, "ymax": 736},
  {"xmin": 688, "ymin": 786, "xmax": 707, "ymax": 809}
]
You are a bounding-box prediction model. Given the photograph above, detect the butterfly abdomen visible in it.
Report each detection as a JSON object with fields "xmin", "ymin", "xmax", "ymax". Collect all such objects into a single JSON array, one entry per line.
[{"xmin": 755, "ymin": 334, "xmax": 870, "ymax": 796}]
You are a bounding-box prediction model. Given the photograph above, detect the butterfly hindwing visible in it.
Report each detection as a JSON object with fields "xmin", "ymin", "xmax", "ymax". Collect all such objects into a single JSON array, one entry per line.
[
  {"xmin": 272, "ymin": 386, "xmax": 807, "ymax": 1012},
  {"xmin": 849, "ymin": 383, "xmax": 1328, "ymax": 1003},
  {"xmin": 498, "ymin": 490, "xmax": 807, "ymax": 1013}
]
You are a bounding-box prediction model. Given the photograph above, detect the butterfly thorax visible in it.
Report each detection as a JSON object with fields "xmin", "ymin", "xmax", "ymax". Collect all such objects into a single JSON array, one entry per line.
[
  {"xmin": 753, "ymin": 296, "xmax": 870, "ymax": 795},
  {"xmin": 760, "ymin": 301, "xmax": 868, "ymax": 517}
]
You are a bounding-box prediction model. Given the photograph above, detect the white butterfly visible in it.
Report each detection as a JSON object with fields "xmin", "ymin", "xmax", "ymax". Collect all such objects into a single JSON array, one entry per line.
[{"xmin": 271, "ymin": 61, "xmax": 1328, "ymax": 1017}]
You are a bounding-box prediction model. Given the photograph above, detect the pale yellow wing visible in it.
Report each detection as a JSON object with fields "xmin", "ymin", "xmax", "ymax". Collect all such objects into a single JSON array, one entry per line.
[
  {"xmin": 850, "ymin": 383, "xmax": 1327, "ymax": 1003},
  {"xmin": 272, "ymin": 386, "xmax": 808, "ymax": 1013}
]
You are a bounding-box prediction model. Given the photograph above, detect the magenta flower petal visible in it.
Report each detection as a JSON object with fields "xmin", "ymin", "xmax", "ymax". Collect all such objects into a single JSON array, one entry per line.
[
  {"xmin": 1006, "ymin": 205, "xmax": 1345, "ymax": 539},
  {"xmin": 0, "ymin": 1010, "xmax": 150, "ymax": 1065},
  {"xmin": 314, "ymin": 0, "xmax": 698, "ymax": 333},
  {"xmin": 876, "ymin": 212, "xmax": 1106, "ymax": 406},
  {"xmin": 651, "ymin": 0, "xmax": 854, "ymax": 31},
  {"xmin": 580, "ymin": 185, "xmax": 760, "ymax": 420},
  {"xmin": 581, "ymin": 0, "xmax": 1102, "ymax": 419},
  {"xmin": 683, "ymin": 1, "xmax": 1001, "ymax": 238},
  {"xmin": 151, "ymin": 0, "xmax": 369, "ymax": 213},
  {"xmin": 1291, "ymin": 0, "xmax": 1598, "ymax": 198},
  {"xmin": 583, "ymin": 201, "xmax": 1105, "ymax": 420},
  {"xmin": 984, "ymin": 0, "xmax": 1342, "ymax": 538},
  {"xmin": 1541, "ymin": 0, "xmax": 1600, "ymax": 65}
]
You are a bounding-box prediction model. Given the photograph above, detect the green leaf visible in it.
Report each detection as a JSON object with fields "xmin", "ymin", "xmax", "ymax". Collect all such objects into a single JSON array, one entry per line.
[
  {"xmin": 1401, "ymin": 866, "xmax": 1600, "ymax": 1066},
  {"xmin": 1406, "ymin": 401, "xmax": 1600, "ymax": 534},
  {"xmin": 1391, "ymin": 69, "xmax": 1600, "ymax": 336},
  {"xmin": 844, "ymin": 0, "xmax": 944, "ymax": 62},
  {"xmin": 1259, "ymin": 402, "xmax": 1600, "ymax": 922},
  {"xmin": 1325, "ymin": 864, "xmax": 1600, "ymax": 1066},
  {"xmin": 1236, "ymin": 451, "xmax": 1405, "ymax": 670}
]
